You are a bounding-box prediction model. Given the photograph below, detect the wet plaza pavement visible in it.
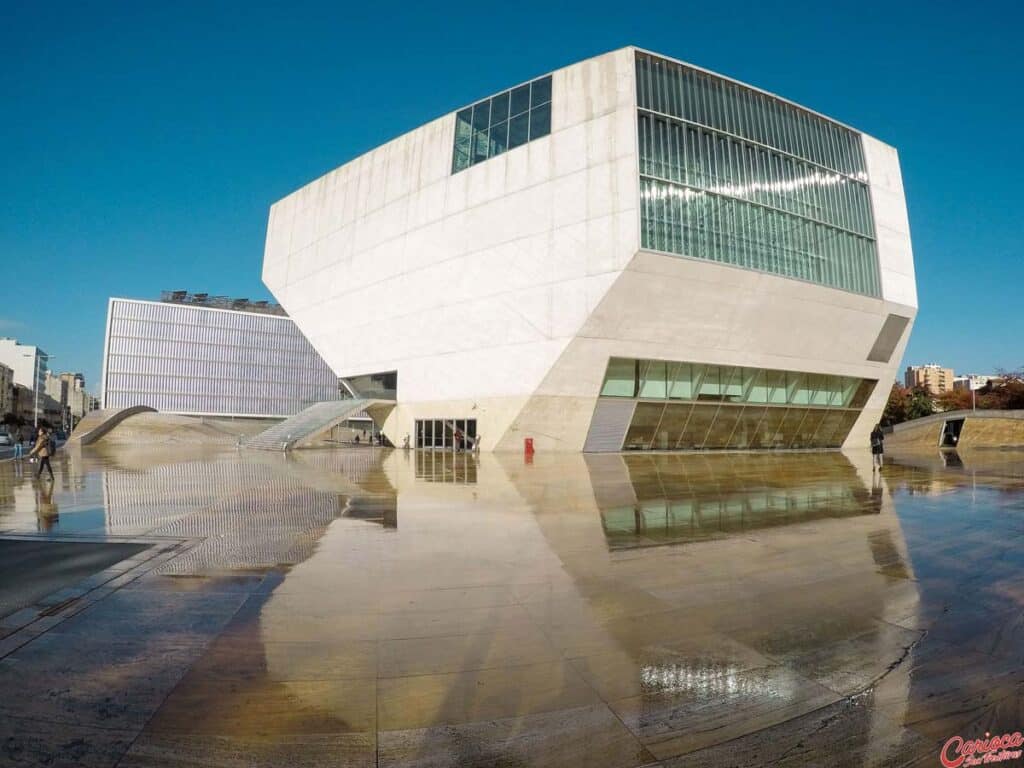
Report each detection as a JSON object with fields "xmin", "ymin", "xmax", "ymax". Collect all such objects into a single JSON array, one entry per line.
[{"xmin": 0, "ymin": 446, "xmax": 1022, "ymax": 767}]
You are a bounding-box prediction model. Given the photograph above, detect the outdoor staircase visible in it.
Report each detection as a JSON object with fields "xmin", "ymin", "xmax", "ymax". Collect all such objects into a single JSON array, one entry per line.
[{"xmin": 245, "ymin": 399, "xmax": 385, "ymax": 452}]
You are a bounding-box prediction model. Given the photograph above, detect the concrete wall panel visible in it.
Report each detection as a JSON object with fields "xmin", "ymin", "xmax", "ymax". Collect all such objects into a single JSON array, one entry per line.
[{"xmin": 264, "ymin": 48, "xmax": 641, "ymax": 426}]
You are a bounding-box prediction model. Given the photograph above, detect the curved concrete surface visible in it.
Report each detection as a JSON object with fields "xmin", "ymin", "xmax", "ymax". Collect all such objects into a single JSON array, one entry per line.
[
  {"xmin": 95, "ymin": 412, "xmax": 277, "ymax": 446},
  {"xmin": 887, "ymin": 409, "xmax": 1024, "ymax": 450},
  {"xmin": 66, "ymin": 406, "xmax": 156, "ymax": 447}
]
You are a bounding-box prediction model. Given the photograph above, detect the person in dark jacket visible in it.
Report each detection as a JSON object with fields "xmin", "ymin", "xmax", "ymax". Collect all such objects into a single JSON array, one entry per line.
[{"xmin": 870, "ymin": 424, "xmax": 885, "ymax": 471}]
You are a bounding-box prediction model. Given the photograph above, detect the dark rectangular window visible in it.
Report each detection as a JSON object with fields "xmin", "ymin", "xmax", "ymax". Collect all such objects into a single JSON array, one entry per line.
[
  {"xmin": 490, "ymin": 91, "xmax": 509, "ymax": 124},
  {"xmin": 529, "ymin": 102, "xmax": 551, "ymax": 141},
  {"xmin": 451, "ymin": 75, "xmax": 552, "ymax": 173},
  {"xmin": 508, "ymin": 113, "xmax": 530, "ymax": 149},
  {"xmin": 510, "ymin": 84, "xmax": 531, "ymax": 116}
]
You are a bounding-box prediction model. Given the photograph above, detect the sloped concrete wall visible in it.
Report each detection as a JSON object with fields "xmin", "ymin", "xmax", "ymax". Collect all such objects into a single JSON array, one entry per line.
[{"xmin": 959, "ymin": 416, "xmax": 1024, "ymax": 448}]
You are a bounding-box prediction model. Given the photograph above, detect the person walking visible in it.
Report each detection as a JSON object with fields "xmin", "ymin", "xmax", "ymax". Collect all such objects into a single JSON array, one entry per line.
[
  {"xmin": 870, "ymin": 424, "xmax": 885, "ymax": 472},
  {"xmin": 28, "ymin": 426, "xmax": 54, "ymax": 480},
  {"xmin": 13, "ymin": 426, "xmax": 24, "ymax": 459}
]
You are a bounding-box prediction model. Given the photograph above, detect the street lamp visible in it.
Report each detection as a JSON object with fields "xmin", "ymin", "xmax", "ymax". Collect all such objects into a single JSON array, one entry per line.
[{"xmin": 23, "ymin": 352, "xmax": 54, "ymax": 430}]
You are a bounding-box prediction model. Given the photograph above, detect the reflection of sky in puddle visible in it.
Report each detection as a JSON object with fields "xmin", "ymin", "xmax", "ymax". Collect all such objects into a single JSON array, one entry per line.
[{"xmin": 35, "ymin": 506, "xmax": 107, "ymax": 533}]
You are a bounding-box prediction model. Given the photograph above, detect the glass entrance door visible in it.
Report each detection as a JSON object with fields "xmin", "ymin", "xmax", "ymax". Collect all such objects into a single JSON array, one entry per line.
[{"xmin": 414, "ymin": 419, "xmax": 477, "ymax": 450}]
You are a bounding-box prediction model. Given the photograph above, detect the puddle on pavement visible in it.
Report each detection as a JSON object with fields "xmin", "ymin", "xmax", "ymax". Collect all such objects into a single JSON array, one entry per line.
[{"xmin": 0, "ymin": 446, "xmax": 1021, "ymax": 766}]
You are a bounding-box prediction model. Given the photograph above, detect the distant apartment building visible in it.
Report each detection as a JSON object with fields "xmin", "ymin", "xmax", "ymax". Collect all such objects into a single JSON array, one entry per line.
[
  {"xmin": 0, "ymin": 362, "xmax": 13, "ymax": 416},
  {"xmin": 953, "ymin": 374, "xmax": 1000, "ymax": 392},
  {"xmin": 43, "ymin": 371, "xmax": 96, "ymax": 428},
  {"xmin": 44, "ymin": 371, "xmax": 67, "ymax": 409},
  {"xmin": 66, "ymin": 375, "xmax": 96, "ymax": 425},
  {"xmin": 905, "ymin": 364, "xmax": 955, "ymax": 395},
  {"xmin": 12, "ymin": 384, "xmax": 61, "ymax": 425},
  {"xmin": 0, "ymin": 339, "xmax": 49, "ymax": 392}
]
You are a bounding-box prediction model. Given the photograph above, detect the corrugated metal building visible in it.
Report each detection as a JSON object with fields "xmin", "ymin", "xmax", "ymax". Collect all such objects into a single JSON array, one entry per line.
[{"xmin": 101, "ymin": 296, "xmax": 340, "ymax": 417}]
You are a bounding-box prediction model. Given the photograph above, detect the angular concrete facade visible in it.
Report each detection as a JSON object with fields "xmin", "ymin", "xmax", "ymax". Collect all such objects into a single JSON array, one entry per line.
[{"xmin": 263, "ymin": 46, "xmax": 916, "ymax": 452}]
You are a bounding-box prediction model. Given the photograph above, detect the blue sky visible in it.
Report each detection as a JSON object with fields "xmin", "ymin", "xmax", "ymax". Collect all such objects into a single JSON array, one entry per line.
[{"xmin": 2, "ymin": 1, "xmax": 1021, "ymax": 390}]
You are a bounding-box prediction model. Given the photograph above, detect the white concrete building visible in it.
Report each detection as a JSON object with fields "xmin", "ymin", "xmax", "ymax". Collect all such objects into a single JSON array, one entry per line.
[
  {"xmin": 953, "ymin": 374, "xmax": 999, "ymax": 392},
  {"xmin": 263, "ymin": 46, "xmax": 917, "ymax": 452},
  {"xmin": 0, "ymin": 339, "xmax": 49, "ymax": 394}
]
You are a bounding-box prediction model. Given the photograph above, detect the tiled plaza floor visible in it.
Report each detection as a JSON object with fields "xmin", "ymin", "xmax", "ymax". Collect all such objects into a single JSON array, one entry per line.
[{"xmin": 0, "ymin": 446, "xmax": 1022, "ymax": 767}]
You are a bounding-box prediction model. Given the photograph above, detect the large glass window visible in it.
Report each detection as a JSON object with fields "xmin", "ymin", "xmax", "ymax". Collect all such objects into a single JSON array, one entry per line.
[
  {"xmin": 600, "ymin": 357, "xmax": 873, "ymax": 409},
  {"xmin": 639, "ymin": 177, "xmax": 880, "ymax": 297},
  {"xmin": 634, "ymin": 52, "xmax": 880, "ymax": 298},
  {"xmin": 638, "ymin": 359, "xmax": 667, "ymax": 399},
  {"xmin": 414, "ymin": 418, "xmax": 477, "ymax": 450},
  {"xmin": 623, "ymin": 403, "xmax": 665, "ymax": 450},
  {"xmin": 597, "ymin": 356, "xmax": 876, "ymax": 451},
  {"xmin": 601, "ymin": 358, "xmax": 637, "ymax": 397},
  {"xmin": 452, "ymin": 75, "xmax": 552, "ymax": 174},
  {"xmin": 636, "ymin": 53, "xmax": 867, "ymax": 178},
  {"xmin": 637, "ymin": 115, "xmax": 874, "ymax": 238}
]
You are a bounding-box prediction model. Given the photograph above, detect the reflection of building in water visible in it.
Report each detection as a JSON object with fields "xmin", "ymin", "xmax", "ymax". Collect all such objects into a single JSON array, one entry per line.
[
  {"xmin": 867, "ymin": 529, "xmax": 911, "ymax": 580},
  {"xmin": 586, "ymin": 452, "xmax": 882, "ymax": 549},
  {"xmin": 227, "ymin": 448, "xmax": 921, "ymax": 760},
  {"xmin": 415, "ymin": 450, "xmax": 478, "ymax": 484},
  {"xmin": 882, "ymin": 450, "xmax": 1024, "ymax": 496},
  {"xmin": 100, "ymin": 457, "xmax": 349, "ymax": 573},
  {"xmin": 343, "ymin": 496, "xmax": 397, "ymax": 528},
  {"xmin": 285, "ymin": 448, "xmax": 397, "ymax": 492},
  {"xmin": 513, "ymin": 451, "xmax": 916, "ymax": 760},
  {"xmin": 34, "ymin": 482, "xmax": 59, "ymax": 532}
]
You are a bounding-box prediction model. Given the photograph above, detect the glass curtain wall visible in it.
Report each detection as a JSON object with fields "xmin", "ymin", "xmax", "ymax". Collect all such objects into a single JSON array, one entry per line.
[
  {"xmin": 103, "ymin": 299, "xmax": 340, "ymax": 416},
  {"xmin": 452, "ymin": 75, "xmax": 552, "ymax": 173},
  {"xmin": 635, "ymin": 52, "xmax": 880, "ymax": 297},
  {"xmin": 599, "ymin": 357, "xmax": 875, "ymax": 451}
]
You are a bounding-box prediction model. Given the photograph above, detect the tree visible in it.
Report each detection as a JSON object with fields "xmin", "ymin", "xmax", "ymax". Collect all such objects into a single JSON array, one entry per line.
[
  {"xmin": 1, "ymin": 412, "xmax": 23, "ymax": 428},
  {"xmin": 881, "ymin": 383, "xmax": 937, "ymax": 426},
  {"xmin": 881, "ymin": 383, "xmax": 909, "ymax": 426},
  {"xmin": 936, "ymin": 388, "xmax": 973, "ymax": 412},
  {"xmin": 977, "ymin": 369, "xmax": 1024, "ymax": 410},
  {"xmin": 907, "ymin": 386, "xmax": 936, "ymax": 420}
]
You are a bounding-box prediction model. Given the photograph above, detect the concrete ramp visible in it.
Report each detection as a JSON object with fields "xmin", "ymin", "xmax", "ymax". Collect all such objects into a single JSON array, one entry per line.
[
  {"xmin": 245, "ymin": 399, "xmax": 393, "ymax": 451},
  {"xmin": 66, "ymin": 406, "xmax": 157, "ymax": 447},
  {"xmin": 887, "ymin": 409, "xmax": 1024, "ymax": 451}
]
